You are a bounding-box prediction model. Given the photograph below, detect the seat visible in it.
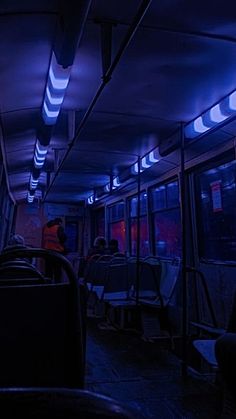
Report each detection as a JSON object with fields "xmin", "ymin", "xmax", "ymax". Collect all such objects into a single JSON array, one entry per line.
[
  {"xmin": 0, "ymin": 248, "xmax": 85, "ymax": 388},
  {"xmin": 138, "ymin": 258, "xmax": 181, "ymax": 340},
  {"xmin": 192, "ymin": 286, "xmax": 236, "ymax": 371},
  {"xmin": 0, "ymin": 388, "xmax": 146, "ymax": 418},
  {"xmin": 0, "ymin": 259, "xmax": 45, "ymax": 284}
]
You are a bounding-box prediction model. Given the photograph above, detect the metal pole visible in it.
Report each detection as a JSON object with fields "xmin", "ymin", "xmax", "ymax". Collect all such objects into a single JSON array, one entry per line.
[
  {"xmin": 180, "ymin": 123, "xmax": 188, "ymax": 378},
  {"xmin": 136, "ymin": 156, "xmax": 141, "ymax": 305}
]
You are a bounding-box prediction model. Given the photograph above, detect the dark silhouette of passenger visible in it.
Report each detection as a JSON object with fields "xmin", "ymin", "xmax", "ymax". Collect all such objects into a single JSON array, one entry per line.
[
  {"xmin": 3, "ymin": 234, "xmax": 26, "ymax": 252},
  {"xmin": 42, "ymin": 218, "xmax": 67, "ymax": 281},
  {"xmin": 107, "ymin": 239, "xmax": 119, "ymax": 255},
  {"xmin": 87, "ymin": 236, "xmax": 107, "ymax": 260}
]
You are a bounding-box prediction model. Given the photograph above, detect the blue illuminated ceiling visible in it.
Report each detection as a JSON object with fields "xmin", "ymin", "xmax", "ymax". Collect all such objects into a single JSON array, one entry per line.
[{"xmin": 1, "ymin": 0, "xmax": 236, "ymax": 204}]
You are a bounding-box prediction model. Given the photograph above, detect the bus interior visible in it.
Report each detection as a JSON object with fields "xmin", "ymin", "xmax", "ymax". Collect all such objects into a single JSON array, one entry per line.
[{"xmin": 0, "ymin": 1, "xmax": 236, "ymax": 417}]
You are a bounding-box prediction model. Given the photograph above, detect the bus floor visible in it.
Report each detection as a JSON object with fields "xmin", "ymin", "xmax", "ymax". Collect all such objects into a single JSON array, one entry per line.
[{"xmin": 84, "ymin": 317, "xmax": 222, "ymax": 419}]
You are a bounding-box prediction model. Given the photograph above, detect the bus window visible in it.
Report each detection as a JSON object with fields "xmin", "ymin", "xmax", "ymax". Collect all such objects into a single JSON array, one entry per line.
[
  {"xmin": 108, "ymin": 202, "xmax": 125, "ymax": 253},
  {"xmin": 195, "ymin": 159, "xmax": 236, "ymax": 262},
  {"xmin": 128, "ymin": 192, "xmax": 149, "ymax": 257},
  {"xmin": 151, "ymin": 180, "xmax": 181, "ymax": 258}
]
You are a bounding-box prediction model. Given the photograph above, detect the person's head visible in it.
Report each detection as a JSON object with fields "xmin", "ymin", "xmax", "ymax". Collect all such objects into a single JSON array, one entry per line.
[
  {"xmin": 8, "ymin": 234, "xmax": 25, "ymax": 246},
  {"xmin": 108, "ymin": 239, "xmax": 119, "ymax": 252},
  {"xmin": 93, "ymin": 236, "xmax": 106, "ymax": 249}
]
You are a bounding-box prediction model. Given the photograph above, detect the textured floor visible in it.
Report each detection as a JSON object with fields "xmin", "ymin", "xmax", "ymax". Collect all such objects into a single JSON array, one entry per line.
[{"xmin": 84, "ymin": 317, "xmax": 222, "ymax": 418}]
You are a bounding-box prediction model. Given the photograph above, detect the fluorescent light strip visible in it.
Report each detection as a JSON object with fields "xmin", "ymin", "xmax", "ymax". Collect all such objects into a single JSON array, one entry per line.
[
  {"xmin": 210, "ymin": 104, "xmax": 227, "ymax": 123},
  {"xmin": 87, "ymin": 196, "xmax": 94, "ymax": 204},
  {"xmin": 27, "ymin": 192, "xmax": 34, "ymax": 203},
  {"xmin": 49, "ymin": 67, "xmax": 70, "ymax": 91},
  {"xmin": 43, "ymin": 101, "xmax": 60, "ymax": 119},
  {"xmin": 185, "ymin": 89, "xmax": 236, "ymax": 138},
  {"xmin": 46, "ymin": 86, "xmax": 64, "ymax": 105},
  {"xmin": 149, "ymin": 150, "xmax": 159, "ymax": 163},
  {"xmin": 36, "ymin": 140, "xmax": 48, "ymax": 156},
  {"xmin": 113, "ymin": 177, "xmax": 120, "ymax": 187},
  {"xmin": 141, "ymin": 156, "xmax": 152, "ymax": 169},
  {"xmin": 42, "ymin": 52, "xmax": 71, "ymax": 125}
]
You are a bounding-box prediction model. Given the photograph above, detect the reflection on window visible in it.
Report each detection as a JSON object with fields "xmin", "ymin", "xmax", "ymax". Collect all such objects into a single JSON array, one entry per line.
[
  {"xmin": 94, "ymin": 208, "xmax": 105, "ymax": 237},
  {"xmin": 153, "ymin": 209, "xmax": 181, "ymax": 258},
  {"xmin": 108, "ymin": 202, "xmax": 125, "ymax": 252},
  {"xmin": 108, "ymin": 201, "xmax": 124, "ymax": 222},
  {"xmin": 129, "ymin": 192, "xmax": 149, "ymax": 256},
  {"xmin": 109, "ymin": 221, "xmax": 126, "ymax": 253},
  {"xmin": 196, "ymin": 159, "xmax": 236, "ymax": 262},
  {"xmin": 151, "ymin": 180, "xmax": 181, "ymax": 258},
  {"xmin": 130, "ymin": 217, "xmax": 149, "ymax": 257}
]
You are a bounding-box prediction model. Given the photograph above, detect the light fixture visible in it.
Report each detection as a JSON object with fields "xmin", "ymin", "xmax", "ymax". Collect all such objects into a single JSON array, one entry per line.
[
  {"xmin": 30, "ymin": 174, "xmax": 39, "ymax": 190},
  {"xmin": 27, "ymin": 191, "xmax": 34, "ymax": 203},
  {"xmin": 33, "ymin": 140, "xmax": 48, "ymax": 169},
  {"xmin": 113, "ymin": 176, "xmax": 120, "ymax": 188},
  {"xmin": 42, "ymin": 52, "xmax": 71, "ymax": 125},
  {"xmin": 87, "ymin": 195, "xmax": 94, "ymax": 205},
  {"xmin": 132, "ymin": 147, "xmax": 160, "ymax": 175},
  {"xmin": 185, "ymin": 89, "xmax": 236, "ymax": 139}
]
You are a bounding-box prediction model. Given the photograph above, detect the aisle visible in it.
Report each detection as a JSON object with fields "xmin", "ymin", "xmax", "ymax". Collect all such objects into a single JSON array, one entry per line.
[{"xmin": 84, "ymin": 317, "xmax": 221, "ymax": 418}]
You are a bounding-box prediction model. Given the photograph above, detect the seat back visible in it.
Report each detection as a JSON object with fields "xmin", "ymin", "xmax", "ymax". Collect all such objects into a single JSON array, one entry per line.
[
  {"xmin": 159, "ymin": 258, "xmax": 180, "ymax": 305},
  {"xmin": 103, "ymin": 260, "xmax": 129, "ymax": 300},
  {"xmin": 0, "ymin": 388, "xmax": 147, "ymax": 418},
  {"xmin": 0, "ymin": 248, "xmax": 85, "ymax": 388}
]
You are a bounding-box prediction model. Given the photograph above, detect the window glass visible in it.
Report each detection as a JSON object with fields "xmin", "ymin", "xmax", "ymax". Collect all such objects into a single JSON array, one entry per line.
[
  {"xmin": 94, "ymin": 208, "xmax": 105, "ymax": 237},
  {"xmin": 130, "ymin": 217, "xmax": 149, "ymax": 257},
  {"xmin": 129, "ymin": 192, "xmax": 147, "ymax": 217},
  {"xmin": 196, "ymin": 160, "xmax": 236, "ymax": 262},
  {"xmin": 151, "ymin": 185, "xmax": 166, "ymax": 211},
  {"xmin": 151, "ymin": 179, "xmax": 181, "ymax": 258},
  {"xmin": 109, "ymin": 221, "xmax": 126, "ymax": 253},
  {"xmin": 167, "ymin": 181, "xmax": 179, "ymax": 207},
  {"xmin": 153, "ymin": 208, "xmax": 181, "ymax": 257},
  {"xmin": 129, "ymin": 192, "xmax": 148, "ymax": 256},
  {"xmin": 108, "ymin": 201, "xmax": 124, "ymax": 222}
]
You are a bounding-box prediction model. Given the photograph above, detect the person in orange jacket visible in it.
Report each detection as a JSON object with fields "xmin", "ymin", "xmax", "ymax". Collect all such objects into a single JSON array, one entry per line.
[
  {"xmin": 42, "ymin": 217, "xmax": 67, "ymax": 254},
  {"xmin": 42, "ymin": 217, "xmax": 67, "ymax": 280}
]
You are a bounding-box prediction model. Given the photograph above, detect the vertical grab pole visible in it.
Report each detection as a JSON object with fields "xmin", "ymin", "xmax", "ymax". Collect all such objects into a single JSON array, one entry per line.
[
  {"xmin": 180, "ymin": 122, "xmax": 188, "ymax": 378},
  {"xmin": 136, "ymin": 156, "xmax": 141, "ymax": 306}
]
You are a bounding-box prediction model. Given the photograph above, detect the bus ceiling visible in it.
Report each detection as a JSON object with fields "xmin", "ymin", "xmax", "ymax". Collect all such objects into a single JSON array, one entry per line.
[{"xmin": 1, "ymin": 1, "xmax": 236, "ymax": 205}]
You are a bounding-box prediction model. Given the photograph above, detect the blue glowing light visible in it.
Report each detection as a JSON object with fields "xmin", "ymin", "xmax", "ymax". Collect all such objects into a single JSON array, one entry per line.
[
  {"xmin": 46, "ymin": 86, "xmax": 64, "ymax": 105},
  {"xmin": 133, "ymin": 162, "xmax": 144, "ymax": 174},
  {"xmin": 49, "ymin": 67, "xmax": 70, "ymax": 90},
  {"xmin": 229, "ymin": 91, "xmax": 236, "ymax": 110},
  {"xmin": 27, "ymin": 192, "xmax": 34, "ymax": 203},
  {"xmin": 113, "ymin": 177, "xmax": 120, "ymax": 187},
  {"xmin": 149, "ymin": 150, "xmax": 159, "ymax": 163},
  {"xmin": 88, "ymin": 196, "xmax": 94, "ymax": 204},
  {"xmin": 141, "ymin": 156, "xmax": 152, "ymax": 169},
  {"xmin": 209, "ymin": 104, "xmax": 227, "ymax": 123},
  {"xmin": 42, "ymin": 52, "xmax": 71, "ymax": 125},
  {"xmin": 43, "ymin": 102, "xmax": 60, "ymax": 119},
  {"xmin": 30, "ymin": 175, "xmax": 39, "ymax": 190},
  {"xmin": 193, "ymin": 117, "xmax": 210, "ymax": 133},
  {"xmin": 34, "ymin": 141, "xmax": 48, "ymax": 169},
  {"xmin": 185, "ymin": 89, "xmax": 236, "ymax": 139}
]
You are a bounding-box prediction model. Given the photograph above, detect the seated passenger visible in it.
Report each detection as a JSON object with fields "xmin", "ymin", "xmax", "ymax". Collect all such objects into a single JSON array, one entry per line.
[
  {"xmin": 86, "ymin": 236, "xmax": 107, "ymax": 260},
  {"xmin": 2, "ymin": 234, "xmax": 31, "ymax": 262},
  {"xmin": 3, "ymin": 234, "xmax": 26, "ymax": 252},
  {"xmin": 0, "ymin": 234, "xmax": 34, "ymax": 274},
  {"xmin": 107, "ymin": 239, "xmax": 119, "ymax": 255}
]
